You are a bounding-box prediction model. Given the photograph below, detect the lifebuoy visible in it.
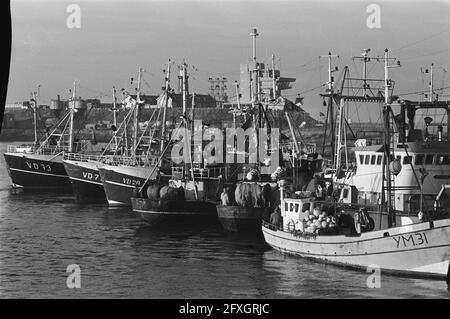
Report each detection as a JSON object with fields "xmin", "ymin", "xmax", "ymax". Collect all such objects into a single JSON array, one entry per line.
[{"xmin": 287, "ymin": 219, "xmax": 296, "ymax": 232}]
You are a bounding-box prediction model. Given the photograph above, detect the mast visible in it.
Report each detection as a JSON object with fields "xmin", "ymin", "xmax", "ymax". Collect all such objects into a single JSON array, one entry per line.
[
  {"xmin": 334, "ymin": 67, "xmax": 349, "ymax": 172},
  {"xmin": 182, "ymin": 62, "xmax": 187, "ymax": 116},
  {"xmin": 320, "ymin": 52, "xmax": 339, "ymax": 169},
  {"xmin": 112, "ymin": 86, "xmax": 118, "ymax": 149},
  {"xmin": 33, "ymin": 85, "xmax": 40, "ymax": 145},
  {"xmin": 133, "ymin": 67, "xmax": 143, "ymax": 157},
  {"xmin": 362, "ymin": 49, "xmax": 370, "ymax": 96},
  {"xmin": 429, "ymin": 63, "xmax": 434, "ymax": 102},
  {"xmin": 250, "ymin": 28, "xmax": 260, "ymax": 169},
  {"xmin": 188, "ymin": 92, "xmax": 198, "ymax": 200},
  {"xmin": 233, "ymin": 81, "xmax": 240, "ymax": 129},
  {"xmin": 181, "ymin": 61, "xmax": 188, "ymax": 178},
  {"xmin": 250, "ymin": 28, "xmax": 260, "ymax": 102},
  {"xmin": 68, "ymin": 81, "xmax": 76, "ymax": 153},
  {"xmin": 272, "ymin": 54, "xmax": 276, "ymax": 100},
  {"xmin": 160, "ymin": 60, "xmax": 171, "ymax": 154},
  {"xmin": 191, "ymin": 92, "xmax": 195, "ymax": 132},
  {"xmin": 382, "ymin": 48, "xmax": 401, "ymax": 227}
]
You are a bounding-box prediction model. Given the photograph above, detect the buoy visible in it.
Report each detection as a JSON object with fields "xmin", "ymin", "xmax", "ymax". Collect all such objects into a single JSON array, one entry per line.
[
  {"xmin": 246, "ymin": 169, "xmax": 258, "ymax": 181},
  {"xmin": 389, "ymin": 159, "xmax": 402, "ymax": 176},
  {"xmin": 313, "ymin": 209, "xmax": 320, "ymax": 217},
  {"xmin": 271, "ymin": 166, "xmax": 285, "ymax": 181},
  {"xmin": 418, "ymin": 211, "xmax": 424, "ymax": 221}
]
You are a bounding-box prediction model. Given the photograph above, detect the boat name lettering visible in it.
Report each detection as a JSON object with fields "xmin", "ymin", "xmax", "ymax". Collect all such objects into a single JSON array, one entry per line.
[
  {"xmin": 82, "ymin": 171, "xmax": 100, "ymax": 181},
  {"xmin": 122, "ymin": 178, "xmax": 141, "ymax": 186},
  {"xmin": 392, "ymin": 231, "xmax": 428, "ymax": 249},
  {"xmin": 25, "ymin": 161, "xmax": 51, "ymax": 172}
]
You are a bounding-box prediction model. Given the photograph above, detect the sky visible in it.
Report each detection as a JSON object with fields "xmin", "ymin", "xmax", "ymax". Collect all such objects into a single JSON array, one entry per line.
[{"xmin": 7, "ymin": 0, "xmax": 450, "ymax": 122}]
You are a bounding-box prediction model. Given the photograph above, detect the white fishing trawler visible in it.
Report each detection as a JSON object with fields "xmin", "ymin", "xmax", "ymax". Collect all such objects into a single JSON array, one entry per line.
[
  {"xmin": 336, "ymin": 62, "xmax": 450, "ymax": 213},
  {"xmin": 262, "ymin": 49, "xmax": 450, "ymax": 280}
]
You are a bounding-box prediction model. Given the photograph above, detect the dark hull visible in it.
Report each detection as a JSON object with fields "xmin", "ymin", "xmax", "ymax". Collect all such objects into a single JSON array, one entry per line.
[
  {"xmin": 131, "ymin": 197, "xmax": 218, "ymax": 227},
  {"xmin": 4, "ymin": 153, "xmax": 72, "ymax": 192},
  {"xmin": 63, "ymin": 160, "xmax": 107, "ymax": 203},
  {"xmin": 216, "ymin": 205, "xmax": 268, "ymax": 233},
  {"xmin": 98, "ymin": 167, "xmax": 147, "ymax": 206}
]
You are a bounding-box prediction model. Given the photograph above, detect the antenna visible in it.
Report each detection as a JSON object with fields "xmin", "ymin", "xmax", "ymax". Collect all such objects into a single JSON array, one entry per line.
[
  {"xmin": 320, "ymin": 52, "xmax": 339, "ymax": 93},
  {"xmin": 352, "ymin": 48, "xmax": 373, "ymax": 96}
]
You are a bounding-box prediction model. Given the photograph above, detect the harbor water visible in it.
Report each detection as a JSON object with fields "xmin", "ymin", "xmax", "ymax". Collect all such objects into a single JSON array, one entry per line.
[{"xmin": 0, "ymin": 142, "xmax": 449, "ymax": 298}]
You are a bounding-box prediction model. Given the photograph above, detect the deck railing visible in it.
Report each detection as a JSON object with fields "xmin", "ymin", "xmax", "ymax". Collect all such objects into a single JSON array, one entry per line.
[
  {"xmin": 170, "ymin": 165, "xmax": 228, "ymax": 180},
  {"xmin": 7, "ymin": 144, "xmax": 35, "ymax": 153},
  {"xmin": 63, "ymin": 152, "xmax": 160, "ymax": 167},
  {"xmin": 7, "ymin": 144, "xmax": 72, "ymax": 155}
]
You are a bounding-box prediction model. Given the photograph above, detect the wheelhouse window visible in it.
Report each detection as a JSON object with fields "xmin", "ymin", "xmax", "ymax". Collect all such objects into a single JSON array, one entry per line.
[
  {"xmin": 437, "ymin": 155, "xmax": 450, "ymax": 165},
  {"xmin": 365, "ymin": 155, "xmax": 370, "ymax": 165},
  {"xmin": 425, "ymin": 154, "xmax": 434, "ymax": 165},
  {"xmin": 376, "ymin": 155, "xmax": 382, "ymax": 165},
  {"xmin": 359, "ymin": 155, "xmax": 364, "ymax": 165},
  {"xmin": 414, "ymin": 154, "xmax": 424, "ymax": 165},
  {"xmin": 403, "ymin": 156, "xmax": 412, "ymax": 165},
  {"xmin": 371, "ymin": 155, "xmax": 376, "ymax": 165},
  {"xmin": 302, "ymin": 203, "xmax": 311, "ymax": 212},
  {"xmin": 342, "ymin": 188, "xmax": 349, "ymax": 199}
]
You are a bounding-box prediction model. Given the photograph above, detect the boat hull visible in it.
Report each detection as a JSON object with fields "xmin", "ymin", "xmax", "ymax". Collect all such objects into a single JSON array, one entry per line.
[
  {"xmin": 63, "ymin": 159, "xmax": 107, "ymax": 203},
  {"xmin": 216, "ymin": 205, "xmax": 268, "ymax": 233},
  {"xmin": 262, "ymin": 219, "xmax": 450, "ymax": 279},
  {"xmin": 4, "ymin": 152, "xmax": 72, "ymax": 191},
  {"xmin": 98, "ymin": 164, "xmax": 158, "ymax": 206},
  {"xmin": 131, "ymin": 197, "xmax": 218, "ymax": 226}
]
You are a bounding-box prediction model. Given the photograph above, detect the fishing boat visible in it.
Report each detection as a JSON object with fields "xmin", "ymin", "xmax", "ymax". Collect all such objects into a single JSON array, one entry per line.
[
  {"xmin": 131, "ymin": 166, "xmax": 224, "ymax": 226},
  {"xmin": 63, "ymin": 155, "xmax": 107, "ymax": 202},
  {"xmin": 217, "ymin": 29, "xmax": 322, "ymax": 233},
  {"xmin": 262, "ymin": 189, "xmax": 450, "ymax": 279},
  {"xmin": 335, "ymin": 65, "xmax": 450, "ymax": 214},
  {"xmin": 4, "ymin": 82, "xmax": 88, "ymax": 192},
  {"xmin": 62, "ymin": 86, "xmax": 122, "ymax": 203},
  {"xmin": 62, "ymin": 79, "xmax": 163, "ymax": 203},
  {"xmin": 262, "ymin": 48, "xmax": 450, "ymax": 280},
  {"xmin": 132, "ymin": 60, "xmax": 231, "ymax": 225},
  {"xmin": 100, "ymin": 65, "xmax": 172, "ymax": 206}
]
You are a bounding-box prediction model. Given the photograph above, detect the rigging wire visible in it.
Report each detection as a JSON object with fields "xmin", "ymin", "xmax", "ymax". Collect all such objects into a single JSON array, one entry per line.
[
  {"xmin": 393, "ymin": 27, "xmax": 450, "ymax": 53},
  {"xmin": 400, "ymin": 47, "xmax": 450, "ymax": 62}
]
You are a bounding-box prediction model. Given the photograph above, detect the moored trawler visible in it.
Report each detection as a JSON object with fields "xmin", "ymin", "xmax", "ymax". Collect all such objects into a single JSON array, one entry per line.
[
  {"xmin": 4, "ymin": 81, "xmax": 86, "ymax": 192},
  {"xmin": 216, "ymin": 28, "xmax": 323, "ymax": 233},
  {"xmin": 63, "ymin": 154, "xmax": 107, "ymax": 203},
  {"xmin": 4, "ymin": 145, "xmax": 72, "ymax": 191},
  {"xmin": 98, "ymin": 160, "xmax": 161, "ymax": 206},
  {"xmin": 131, "ymin": 197, "xmax": 218, "ymax": 226},
  {"xmin": 131, "ymin": 166, "xmax": 225, "ymax": 226},
  {"xmin": 326, "ymin": 54, "xmax": 450, "ymax": 215},
  {"xmin": 262, "ymin": 192, "xmax": 450, "ymax": 279},
  {"xmin": 63, "ymin": 66, "xmax": 172, "ymax": 205},
  {"xmin": 262, "ymin": 48, "xmax": 450, "ymax": 280}
]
